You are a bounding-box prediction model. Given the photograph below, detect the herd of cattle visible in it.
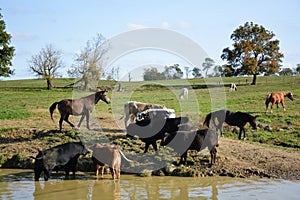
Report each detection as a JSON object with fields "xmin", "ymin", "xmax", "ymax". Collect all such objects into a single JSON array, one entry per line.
[{"xmin": 31, "ymin": 88, "xmax": 295, "ymax": 181}]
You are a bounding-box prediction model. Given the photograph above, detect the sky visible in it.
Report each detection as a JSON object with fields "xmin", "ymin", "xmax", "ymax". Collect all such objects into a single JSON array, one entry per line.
[{"xmin": 1, "ymin": 0, "xmax": 299, "ymax": 81}]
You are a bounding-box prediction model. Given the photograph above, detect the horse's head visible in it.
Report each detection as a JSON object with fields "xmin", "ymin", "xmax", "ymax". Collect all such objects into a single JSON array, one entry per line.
[
  {"xmin": 95, "ymin": 90, "xmax": 110, "ymax": 104},
  {"xmin": 286, "ymin": 92, "xmax": 295, "ymax": 101}
]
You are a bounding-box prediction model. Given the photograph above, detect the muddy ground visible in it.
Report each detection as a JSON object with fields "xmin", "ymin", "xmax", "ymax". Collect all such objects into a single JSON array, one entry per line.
[{"xmin": 0, "ymin": 122, "xmax": 299, "ymax": 180}]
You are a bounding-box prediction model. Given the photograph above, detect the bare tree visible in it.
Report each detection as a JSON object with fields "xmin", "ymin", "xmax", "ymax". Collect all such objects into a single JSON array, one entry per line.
[
  {"xmin": 28, "ymin": 44, "xmax": 64, "ymax": 90},
  {"xmin": 68, "ymin": 34, "xmax": 108, "ymax": 90}
]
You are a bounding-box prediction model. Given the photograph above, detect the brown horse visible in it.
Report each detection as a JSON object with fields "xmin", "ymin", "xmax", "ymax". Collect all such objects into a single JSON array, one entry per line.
[
  {"xmin": 265, "ymin": 92, "xmax": 295, "ymax": 113},
  {"xmin": 49, "ymin": 90, "xmax": 110, "ymax": 131}
]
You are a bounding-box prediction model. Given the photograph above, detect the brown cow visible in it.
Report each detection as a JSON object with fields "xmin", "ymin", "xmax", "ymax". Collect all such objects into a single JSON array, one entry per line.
[
  {"xmin": 265, "ymin": 92, "xmax": 295, "ymax": 113},
  {"xmin": 90, "ymin": 144, "xmax": 133, "ymax": 179},
  {"xmin": 123, "ymin": 101, "xmax": 166, "ymax": 127}
]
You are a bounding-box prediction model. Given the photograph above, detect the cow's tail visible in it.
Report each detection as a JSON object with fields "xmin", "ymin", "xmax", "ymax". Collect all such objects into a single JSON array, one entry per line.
[
  {"xmin": 119, "ymin": 150, "xmax": 136, "ymax": 163},
  {"xmin": 49, "ymin": 102, "xmax": 59, "ymax": 121},
  {"xmin": 203, "ymin": 113, "xmax": 212, "ymax": 127}
]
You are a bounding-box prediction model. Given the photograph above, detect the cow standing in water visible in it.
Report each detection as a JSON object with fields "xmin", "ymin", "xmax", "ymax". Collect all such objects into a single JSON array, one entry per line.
[
  {"xmin": 265, "ymin": 92, "xmax": 295, "ymax": 113},
  {"xmin": 31, "ymin": 142, "xmax": 89, "ymax": 181}
]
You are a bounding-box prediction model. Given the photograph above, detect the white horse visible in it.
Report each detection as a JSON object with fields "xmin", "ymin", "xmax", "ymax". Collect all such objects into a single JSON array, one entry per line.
[{"xmin": 179, "ymin": 88, "xmax": 188, "ymax": 100}]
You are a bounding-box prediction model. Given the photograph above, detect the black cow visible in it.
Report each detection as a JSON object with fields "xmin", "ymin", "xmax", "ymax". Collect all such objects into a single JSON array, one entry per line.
[
  {"xmin": 161, "ymin": 129, "xmax": 218, "ymax": 166},
  {"xmin": 126, "ymin": 116, "xmax": 189, "ymax": 153},
  {"xmin": 31, "ymin": 142, "xmax": 89, "ymax": 181}
]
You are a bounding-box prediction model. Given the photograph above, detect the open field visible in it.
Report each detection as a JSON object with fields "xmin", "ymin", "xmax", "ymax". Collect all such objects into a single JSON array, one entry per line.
[{"xmin": 0, "ymin": 76, "xmax": 299, "ymax": 179}]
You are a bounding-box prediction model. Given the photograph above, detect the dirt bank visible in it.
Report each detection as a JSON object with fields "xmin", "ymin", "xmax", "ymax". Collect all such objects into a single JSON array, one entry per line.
[{"xmin": 0, "ymin": 127, "xmax": 299, "ymax": 180}]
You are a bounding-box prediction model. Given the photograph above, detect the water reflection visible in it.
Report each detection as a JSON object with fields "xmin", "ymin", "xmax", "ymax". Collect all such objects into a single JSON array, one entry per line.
[{"xmin": 0, "ymin": 169, "xmax": 299, "ymax": 200}]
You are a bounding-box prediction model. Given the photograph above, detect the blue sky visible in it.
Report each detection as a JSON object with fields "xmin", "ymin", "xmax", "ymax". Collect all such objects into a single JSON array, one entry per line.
[{"xmin": 1, "ymin": 0, "xmax": 299, "ymax": 80}]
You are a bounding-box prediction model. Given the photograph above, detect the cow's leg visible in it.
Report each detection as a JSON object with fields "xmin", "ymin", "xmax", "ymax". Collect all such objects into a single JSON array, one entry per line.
[
  {"xmin": 144, "ymin": 143, "xmax": 150, "ymax": 153},
  {"xmin": 34, "ymin": 169, "xmax": 43, "ymax": 181},
  {"xmin": 94, "ymin": 163, "xmax": 100, "ymax": 178},
  {"xmin": 44, "ymin": 170, "xmax": 51, "ymax": 181},
  {"xmin": 152, "ymin": 142, "xmax": 158, "ymax": 152},
  {"xmin": 238, "ymin": 127, "xmax": 246, "ymax": 140},
  {"xmin": 101, "ymin": 166, "xmax": 105, "ymax": 179},
  {"xmin": 238, "ymin": 128, "xmax": 242, "ymax": 140},
  {"xmin": 180, "ymin": 151, "xmax": 188, "ymax": 165},
  {"xmin": 77, "ymin": 114, "xmax": 85, "ymax": 129},
  {"xmin": 109, "ymin": 167, "xmax": 115, "ymax": 179}
]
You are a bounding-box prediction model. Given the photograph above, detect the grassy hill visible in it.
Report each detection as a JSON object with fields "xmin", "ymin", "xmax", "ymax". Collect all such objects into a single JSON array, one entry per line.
[{"xmin": 0, "ymin": 76, "xmax": 299, "ymax": 148}]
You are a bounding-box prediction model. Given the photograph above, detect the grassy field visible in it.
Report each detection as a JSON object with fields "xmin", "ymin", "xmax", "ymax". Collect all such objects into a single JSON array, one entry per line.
[{"xmin": 0, "ymin": 76, "xmax": 299, "ymax": 148}]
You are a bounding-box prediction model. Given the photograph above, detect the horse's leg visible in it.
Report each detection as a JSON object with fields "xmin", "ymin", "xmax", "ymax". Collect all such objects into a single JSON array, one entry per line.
[
  {"xmin": 85, "ymin": 112, "xmax": 90, "ymax": 130},
  {"xmin": 64, "ymin": 114, "xmax": 75, "ymax": 128},
  {"xmin": 270, "ymin": 102, "xmax": 275, "ymax": 113},
  {"xmin": 281, "ymin": 101, "xmax": 286, "ymax": 111},
  {"xmin": 59, "ymin": 116, "xmax": 64, "ymax": 131},
  {"xmin": 77, "ymin": 114, "xmax": 85, "ymax": 129}
]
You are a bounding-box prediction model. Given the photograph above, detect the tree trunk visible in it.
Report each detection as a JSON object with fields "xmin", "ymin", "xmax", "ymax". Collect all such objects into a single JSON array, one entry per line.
[
  {"xmin": 251, "ymin": 74, "xmax": 257, "ymax": 85},
  {"xmin": 46, "ymin": 78, "xmax": 53, "ymax": 90}
]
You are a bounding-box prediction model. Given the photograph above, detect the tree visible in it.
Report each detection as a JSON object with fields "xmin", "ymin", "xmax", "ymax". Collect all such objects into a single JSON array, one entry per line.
[
  {"xmin": 163, "ymin": 64, "xmax": 183, "ymax": 79},
  {"xmin": 68, "ymin": 34, "xmax": 108, "ymax": 90},
  {"xmin": 296, "ymin": 64, "xmax": 300, "ymax": 75},
  {"xmin": 202, "ymin": 57, "xmax": 215, "ymax": 77},
  {"xmin": 28, "ymin": 45, "xmax": 63, "ymax": 90},
  {"xmin": 221, "ymin": 22, "xmax": 284, "ymax": 85},
  {"xmin": 191, "ymin": 67, "xmax": 202, "ymax": 78},
  {"xmin": 0, "ymin": 11, "xmax": 15, "ymax": 77},
  {"xmin": 143, "ymin": 67, "xmax": 165, "ymax": 81}
]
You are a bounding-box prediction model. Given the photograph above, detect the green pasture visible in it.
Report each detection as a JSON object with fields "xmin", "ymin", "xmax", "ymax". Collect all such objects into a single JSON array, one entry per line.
[{"xmin": 0, "ymin": 76, "xmax": 299, "ymax": 148}]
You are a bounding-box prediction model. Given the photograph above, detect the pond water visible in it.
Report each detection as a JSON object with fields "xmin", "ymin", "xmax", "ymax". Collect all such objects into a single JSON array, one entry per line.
[{"xmin": 0, "ymin": 169, "xmax": 299, "ymax": 200}]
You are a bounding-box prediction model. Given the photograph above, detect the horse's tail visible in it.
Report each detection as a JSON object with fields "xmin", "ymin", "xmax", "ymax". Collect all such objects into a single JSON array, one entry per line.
[
  {"xmin": 49, "ymin": 102, "xmax": 59, "ymax": 121},
  {"xmin": 265, "ymin": 93, "xmax": 271, "ymax": 109},
  {"xmin": 203, "ymin": 113, "xmax": 212, "ymax": 127}
]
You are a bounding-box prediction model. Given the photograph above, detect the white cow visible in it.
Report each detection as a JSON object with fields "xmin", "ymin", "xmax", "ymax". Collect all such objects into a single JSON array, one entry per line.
[
  {"xmin": 123, "ymin": 101, "xmax": 166, "ymax": 127},
  {"xmin": 229, "ymin": 83, "xmax": 237, "ymax": 91},
  {"xmin": 179, "ymin": 88, "xmax": 189, "ymax": 100}
]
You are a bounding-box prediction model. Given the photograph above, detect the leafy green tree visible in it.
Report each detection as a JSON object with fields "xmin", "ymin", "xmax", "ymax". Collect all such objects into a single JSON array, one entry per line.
[
  {"xmin": 28, "ymin": 44, "xmax": 64, "ymax": 90},
  {"xmin": 163, "ymin": 64, "xmax": 183, "ymax": 79},
  {"xmin": 202, "ymin": 57, "xmax": 215, "ymax": 77},
  {"xmin": 192, "ymin": 67, "xmax": 202, "ymax": 78},
  {"xmin": 221, "ymin": 22, "xmax": 284, "ymax": 85},
  {"xmin": 143, "ymin": 67, "xmax": 165, "ymax": 81},
  {"xmin": 0, "ymin": 11, "xmax": 15, "ymax": 77}
]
